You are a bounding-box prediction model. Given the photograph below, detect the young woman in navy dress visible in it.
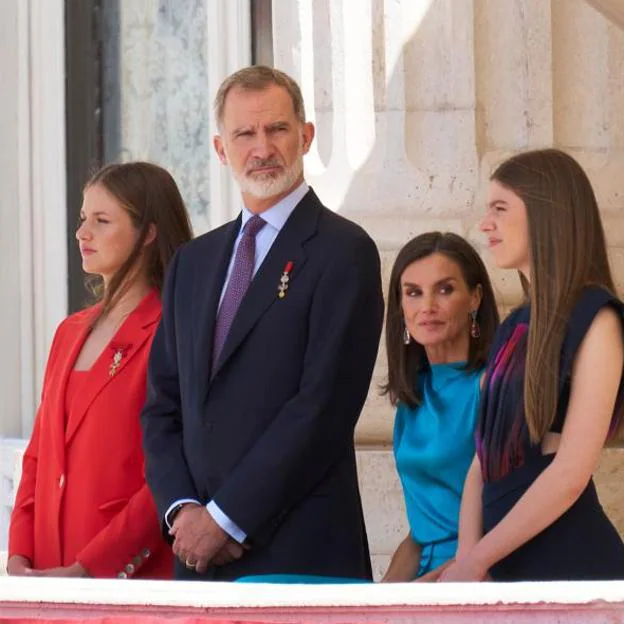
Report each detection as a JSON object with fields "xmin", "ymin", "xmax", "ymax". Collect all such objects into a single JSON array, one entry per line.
[{"xmin": 441, "ymin": 149, "xmax": 624, "ymax": 581}]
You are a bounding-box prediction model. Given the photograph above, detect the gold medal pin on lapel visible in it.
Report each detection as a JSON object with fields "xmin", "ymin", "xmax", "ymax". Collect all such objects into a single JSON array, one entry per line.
[
  {"xmin": 108, "ymin": 343, "xmax": 132, "ymax": 377},
  {"xmin": 278, "ymin": 261, "xmax": 294, "ymax": 299}
]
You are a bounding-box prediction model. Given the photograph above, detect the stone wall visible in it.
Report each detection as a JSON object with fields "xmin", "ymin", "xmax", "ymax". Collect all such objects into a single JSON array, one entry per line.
[
  {"xmin": 358, "ymin": 448, "xmax": 624, "ymax": 579},
  {"xmin": 274, "ymin": 0, "xmax": 624, "ymax": 447},
  {"xmin": 269, "ymin": 0, "xmax": 624, "ymax": 573},
  {"xmin": 272, "ymin": 0, "xmax": 624, "ymax": 446}
]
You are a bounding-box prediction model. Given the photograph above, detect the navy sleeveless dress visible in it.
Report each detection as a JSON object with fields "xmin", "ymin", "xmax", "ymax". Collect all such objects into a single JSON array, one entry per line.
[{"xmin": 478, "ymin": 286, "xmax": 624, "ymax": 580}]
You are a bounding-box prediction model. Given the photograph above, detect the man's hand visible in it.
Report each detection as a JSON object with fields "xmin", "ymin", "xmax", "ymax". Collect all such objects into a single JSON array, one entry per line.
[
  {"xmin": 7, "ymin": 555, "xmax": 39, "ymax": 576},
  {"xmin": 211, "ymin": 538, "xmax": 249, "ymax": 566},
  {"xmin": 170, "ymin": 504, "xmax": 229, "ymax": 574}
]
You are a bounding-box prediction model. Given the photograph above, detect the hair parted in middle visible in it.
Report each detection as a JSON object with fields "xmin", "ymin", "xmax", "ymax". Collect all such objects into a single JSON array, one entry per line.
[{"xmin": 382, "ymin": 231, "xmax": 499, "ymax": 408}]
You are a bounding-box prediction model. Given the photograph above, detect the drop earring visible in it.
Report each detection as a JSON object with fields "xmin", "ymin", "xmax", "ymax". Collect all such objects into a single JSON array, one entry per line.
[
  {"xmin": 403, "ymin": 324, "xmax": 411, "ymax": 345},
  {"xmin": 470, "ymin": 310, "xmax": 480, "ymax": 339}
]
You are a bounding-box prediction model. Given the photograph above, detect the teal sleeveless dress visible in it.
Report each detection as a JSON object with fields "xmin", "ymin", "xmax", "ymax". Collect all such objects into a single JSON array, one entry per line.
[{"xmin": 394, "ymin": 362, "xmax": 482, "ymax": 577}]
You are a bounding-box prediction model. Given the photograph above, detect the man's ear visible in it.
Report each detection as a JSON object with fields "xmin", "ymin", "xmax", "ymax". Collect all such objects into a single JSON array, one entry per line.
[
  {"xmin": 213, "ymin": 135, "xmax": 228, "ymax": 164},
  {"xmin": 301, "ymin": 122, "xmax": 315, "ymax": 155}
]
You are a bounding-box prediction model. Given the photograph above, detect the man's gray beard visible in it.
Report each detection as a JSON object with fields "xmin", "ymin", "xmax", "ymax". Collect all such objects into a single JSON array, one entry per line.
[{"xmin": 234, "ymin": 159, "xmax": 303, "ymax": 200}]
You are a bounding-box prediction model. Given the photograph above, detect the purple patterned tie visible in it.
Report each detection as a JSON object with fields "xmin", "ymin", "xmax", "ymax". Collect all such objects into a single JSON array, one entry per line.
[{"xmin": 212, "ymin": 215, "xmax": 267, "ymax": 368}]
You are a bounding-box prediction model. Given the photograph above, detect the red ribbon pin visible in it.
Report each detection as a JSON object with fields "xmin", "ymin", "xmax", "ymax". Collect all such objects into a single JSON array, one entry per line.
[{"xmin": 278, "ymin": 261, "xmax": 294, "ymax": 299}]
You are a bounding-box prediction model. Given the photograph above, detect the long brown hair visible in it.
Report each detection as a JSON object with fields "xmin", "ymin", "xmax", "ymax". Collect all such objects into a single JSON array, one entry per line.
[
  {"xmin": 84, "ymin": 162, "xmax": 193, "ymax": 322},
  {"xmin": 383, "ymin": 232, "xmax": 499, "ymax": 408},
  {"xmin": 491, "ymin": 148, "xmax": 616, "ymax": 442}
]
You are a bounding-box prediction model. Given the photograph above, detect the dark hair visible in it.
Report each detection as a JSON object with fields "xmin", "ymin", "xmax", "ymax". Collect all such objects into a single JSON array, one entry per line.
[
  {"xmin": 491, "ymin": 148, "xmax": 618, "ymax": 442},
  {"xmin": 383, "ymin": 232, "xmax": 499, "ymax": 408},
  {"xmin": 84, "ymin": 161, "xmax": 193, "ymax": 323},
  {"xmin": 213, "ymin": 65, "xmax": 306, "ymax": 127}
]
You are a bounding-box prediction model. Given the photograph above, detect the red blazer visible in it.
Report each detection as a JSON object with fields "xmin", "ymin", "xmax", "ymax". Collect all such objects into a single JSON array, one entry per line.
[{"xmin": 9, "ymin": 289, "xmax": 172, "ymax": 579}]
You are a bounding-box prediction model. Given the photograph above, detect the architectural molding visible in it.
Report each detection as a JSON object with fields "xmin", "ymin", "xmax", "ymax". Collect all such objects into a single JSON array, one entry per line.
[
  {"xmin": 28, "ymin": 0, "xmax": 68, "ymax": 433},
  {"xmin": 585, "ymin": 0, "xmax": 624, "ymax": 29},
  {"xmin": 0, "ymin": 0, "xmax": 67, "ymax": 439},
  {"xmin": 206, "ymin": 0, "xmax": 252, "ymax": 228},
  {"xmin": 1, "ymin": 575, "xmax": 624, "ymax": 622}
]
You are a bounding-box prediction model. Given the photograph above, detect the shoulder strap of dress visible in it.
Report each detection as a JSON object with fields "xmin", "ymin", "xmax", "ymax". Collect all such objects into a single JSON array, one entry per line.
[{"xmin": 560, "ymin": 286, "xmax": 624, "ymax": 381}]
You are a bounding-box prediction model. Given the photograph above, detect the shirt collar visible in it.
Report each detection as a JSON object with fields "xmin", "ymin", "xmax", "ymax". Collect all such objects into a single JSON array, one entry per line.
[{"xmin": 240, "ymin": 181, "xmax": 309, "ymax": 232}]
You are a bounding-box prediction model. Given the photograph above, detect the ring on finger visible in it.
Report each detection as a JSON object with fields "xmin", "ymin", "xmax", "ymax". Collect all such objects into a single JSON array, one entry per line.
[{"xmin": 185, "ymin": 559, "xmax": 196, "ymax": 569}]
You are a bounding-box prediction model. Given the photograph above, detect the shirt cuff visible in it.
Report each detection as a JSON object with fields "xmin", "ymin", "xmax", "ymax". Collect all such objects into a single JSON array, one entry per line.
[
  {"xmin": 206, "ymin": 500, "xmax": 247, "ymax": 544},
  {"xmin": 164, "ymin": 498, "xmax": 201, "ymax": 529}
]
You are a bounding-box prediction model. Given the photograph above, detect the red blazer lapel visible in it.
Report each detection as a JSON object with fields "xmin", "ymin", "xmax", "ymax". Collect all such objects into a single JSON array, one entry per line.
[
  {"xmin": 44, "ymin": 312, "xmax": 94, "ymax": 468},
  {"xmin": 65, "ymin": 289, "xmax": 161, "ymax": 445}
]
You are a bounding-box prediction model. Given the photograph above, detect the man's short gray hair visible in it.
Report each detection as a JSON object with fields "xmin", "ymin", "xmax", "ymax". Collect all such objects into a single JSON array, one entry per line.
[{"xmin": 213, "ymin": 65, "xmax": 306, "ymax": 128}]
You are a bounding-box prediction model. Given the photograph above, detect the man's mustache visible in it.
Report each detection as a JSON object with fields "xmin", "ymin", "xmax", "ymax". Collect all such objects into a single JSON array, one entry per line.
[{"xmin": 245, "ymin": 159, "xmax": 283, "ymax": 173}]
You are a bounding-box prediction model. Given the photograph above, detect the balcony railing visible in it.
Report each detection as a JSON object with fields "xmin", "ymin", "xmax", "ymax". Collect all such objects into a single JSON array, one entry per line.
[{"xmin": 0, "ymin": 577, "xmax": 624, "ymax": 623}]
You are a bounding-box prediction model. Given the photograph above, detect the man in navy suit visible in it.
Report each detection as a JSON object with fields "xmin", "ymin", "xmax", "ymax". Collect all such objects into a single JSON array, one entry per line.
[{"xmin": 141, "ymin": 66, "xmax": 384, "ymax": 581}]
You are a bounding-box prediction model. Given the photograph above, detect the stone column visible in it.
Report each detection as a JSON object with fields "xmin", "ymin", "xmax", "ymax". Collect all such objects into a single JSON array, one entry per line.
[
  {"xmin": 271, "ymin": 0, "xmax": 624, "ymax": 577},
  {"xmin": 0, "ymin": 0, "xmax": 26, "ymax": 440},
  {"xmin": 472, "ymin": 0, "xmax": 554, "ymax": 311},
  {"xmin": 585, "ymin": 0, "xmax": 624, "ymax": 28},
  {"xmin": 272, "ymin": 0, "xmax": 624, "ymax": 443},
  {"xmin": 0, "ymin": 0, "xmax": 67, "ymax": 440},
  {"xmin": 0, "ymin": 0, "xmax": 66, "ymax": 550}
]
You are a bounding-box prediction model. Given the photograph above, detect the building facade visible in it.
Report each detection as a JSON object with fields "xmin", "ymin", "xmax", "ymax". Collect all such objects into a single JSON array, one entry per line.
[{"xmin": 1, "ymin": 0, "xmax": 623, "ymax": 574}]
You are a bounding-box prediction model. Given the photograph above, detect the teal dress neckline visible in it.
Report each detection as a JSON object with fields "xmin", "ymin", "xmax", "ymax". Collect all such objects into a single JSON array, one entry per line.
[{"xmin": 394, "ymin": 361, "xmax": 482, "ymax": 576}]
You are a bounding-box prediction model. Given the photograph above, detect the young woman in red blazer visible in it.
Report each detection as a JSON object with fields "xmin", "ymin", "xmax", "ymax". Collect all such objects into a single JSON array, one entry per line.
[{"xmin": 8, "ymin": 162, "xmax": 193, "ymax": 579}]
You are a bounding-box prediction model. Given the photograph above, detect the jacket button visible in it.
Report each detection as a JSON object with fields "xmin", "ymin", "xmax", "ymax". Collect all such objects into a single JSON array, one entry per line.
[
  {"xmin": 58, "ymin": 474, "xmax": 65, "ymax": 488},
  {"xmin": 125, "ymin": 563, "xmax": 135, "ymax": 575},
  {"xmin": 141, "ymin": 548, "xmax": 151, "ymax": 559},
  {"xmin": 117, "ymin": 571, "xmax": 127, "ymax": 579}
]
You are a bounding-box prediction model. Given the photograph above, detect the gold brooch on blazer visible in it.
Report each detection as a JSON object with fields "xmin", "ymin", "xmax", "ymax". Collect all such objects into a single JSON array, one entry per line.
[
  {"xmin": 109, "ymin": 342, "xmax": 132, "ymax": 377},
  {"xmin": 278, "ymin": 261, "xmax": 294, "ymax": 299}
]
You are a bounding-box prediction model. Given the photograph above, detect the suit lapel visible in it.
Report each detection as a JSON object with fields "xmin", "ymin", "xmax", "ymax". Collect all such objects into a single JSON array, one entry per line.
[
  {"xmin": 46, "ymin": 313, "xmax": 93, "ymax": 468},
  {"xmin": 65, "ymin": 289, "xmax": 161, "ymax": 445},
  {"xmin": 210, "ymin": 191, "xmax": 321, "ymax": 381}
]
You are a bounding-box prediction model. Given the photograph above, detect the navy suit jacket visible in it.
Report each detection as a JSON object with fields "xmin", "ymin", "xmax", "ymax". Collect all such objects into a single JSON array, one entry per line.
[{"xmin": 141, "ymin": 189, "xmax": 384, "ymax": 580}]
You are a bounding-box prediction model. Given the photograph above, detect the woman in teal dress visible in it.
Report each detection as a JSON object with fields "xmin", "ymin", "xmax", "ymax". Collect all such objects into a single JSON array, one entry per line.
[{"xmin": 381, "ymin": 232, "xmax": 499, "ymax": 581}]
